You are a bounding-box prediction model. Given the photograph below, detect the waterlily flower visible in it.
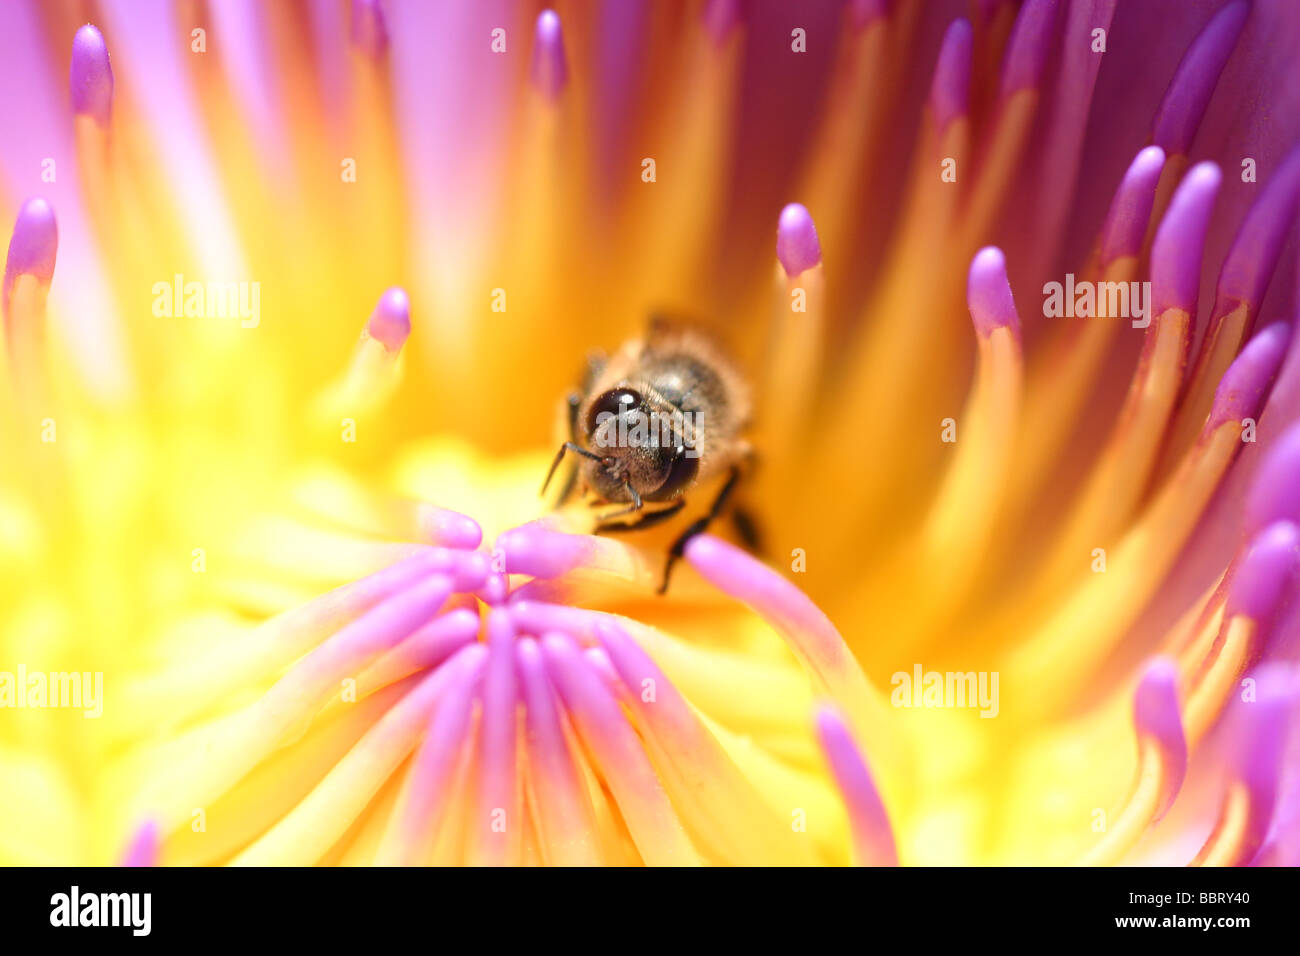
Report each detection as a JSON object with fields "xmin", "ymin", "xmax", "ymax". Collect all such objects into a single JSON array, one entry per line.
[{"xmin": 1, "ymin": 0, "xmax": 1299, "ymax": 867}]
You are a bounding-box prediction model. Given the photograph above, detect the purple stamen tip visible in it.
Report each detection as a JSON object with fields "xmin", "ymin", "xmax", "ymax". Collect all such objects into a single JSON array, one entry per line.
[
  {"xmin": 4, "ymin": 198, "xmax": 58, "ymax": 299},
  {"xmin": 999, "ymin": 0, "xmax": 1057, "ymax": 100},
  {"xmin": 1216, "ymin": 142, "xmax": 1300, "ymax": 309},
  {"xmin": 1208, "ymin": 321, "xmax": 1290, "ymax": 431},
  {"xmin": 703, "ymin": 0, "xmax": 742, "ymax": 44},
  {"xmin": 1233, "ymin": 666, "xmax": 1295, "ymax": 818},
  {"xmin": 1152, "ymin": 1, "xmax": 1250, "ymax": 156},
  {"xmin": 966, "ymin": 246, "xmax": 1020, "ymax": 338},
  {"xmin": 70, "ymin": 24, "xmax": 113, "ymax": 126},
  {"xmin": 848, "ymin": 0, "xmax": 890, "ymax": 31},
  {"xmin": 119, "ymin": 819, "xmax": 159, "ymax": 867},
  {"xmin": 531, "ymin": 10, "xmax": 568, "ymax": 99},
  {"xmin": 1227, "ymin": 521, "xmax": 1300, "ymax": 623},
  {"xmin": 350, "ymin": 0, "xmax": 389, "ymax": 59},
  {"xmin": 929, "ymin": 19, "xmax": 973, "ymax": 134},
  {"xmin": 366, "ymin": 286, "xmax": 410, "ymax": 352},
  {"xmin": 776, "ymin": 203, "xmax": 822, "ymax": 277},
  {"xmin": 1099, "ymin": 146, "xmax": 1166, "ymax": 266},
  {"xmin": 1151, "ymin": 161, "xmax": 1220, "ymax": 317},
  {"xmin": 1133, "ymin": 657, "xmax": 1186, "ymax": 820},
  {"xmin": 1247, "ymin": 423, "xmax": 1300, "ymax": 535}
]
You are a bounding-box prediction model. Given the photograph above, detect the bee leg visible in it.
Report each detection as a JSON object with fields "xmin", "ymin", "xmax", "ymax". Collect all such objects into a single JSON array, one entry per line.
[
  {"xmin": 596, "ymin": 498, "xmax": 685, "ymax": 533},
  {"xmin": 659, "ymin": 466, "xmax": 741, "ymax": 594},
  {"xmin": 542, "ymin": 439, "xmax": 602, "ymax": 498},
  {"xmin": 730, "ymin": 505, "xmax": 764, "ymax": 555},
  {"xmin": 552, "ymin": 392, "xmax": 584, "ymax": 506},
  {"xmin": 594, "ymin": 482, "xmax": 643, "ymax": 522}
]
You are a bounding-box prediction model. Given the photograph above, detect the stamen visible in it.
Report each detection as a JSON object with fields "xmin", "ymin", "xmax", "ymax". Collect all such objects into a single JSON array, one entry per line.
[
  {"xmin": 775, "ymin": 203, "xmax": 822, "ymax": 278},
  {"xmin": 70, "ymin": 24, "xmax": 113, "ymax": 127},
  {"xmin": 1151, "ymin": 1, "xmax": 1250, "ymax": 158},
  {"xmin": 997, "ymin": 0, "xmax": 1056, "ymax": 101},
  {"xmin": 310, "ymin": 286, "xmax": 411, "ymax": 423},
  {"xmin": 349, "ymin": 0, "xmax": 389, "ymax": 59},
  {"xmin": 1183, "ymin": 522, "xmax": 1299, "ymax": 745},
  {"xmin": 231, "ymin": 658, "xmax": 465, "ymax": 865},
  {"xmin": 815, "ymin": 705, "xmax": 898, "ymax": 866},
  {"xmin": 702, "ymin": 0, "xmax": 742, "ymax": 45},
  {"xmin": 1245, "ymin": 423, "xmax": 1300, "ymax": 535},
  {"xmin": 471, "ymin": 609, "xmax": 521, "ymax": 865},
  {"xmin": 1080, "ymin": 658, "xmax": 1185, "ymax": 865},
  {"xmin": 594, "ymin": 621, "xmax": 817, "ymax": 865},
  {"xmin": 530, "ymin": 10, "xmax": 568, "ymax": 100},
  {"xmin": 118, "ymin": 820, "xmax": 159, "ymax": 867},
  {"xmin": 1162, "ymin": 145, "xmax": 1300, "ymax": 469},
  {"xmin": 682, "ymin": 534, "xmax": 904, "ymax": 780},
  {"xmin": 539, "ymin": 633, "xmax": 702, "ymax": 865},
  {"xmin": 1192, "ymin": 667, "xmax": 1296, "ymax": 865},
  {"xmin": 1151, "ymin": 161, "xmax": 1221, "ymax": 318},
  {"xmin": 929, "ymin": 18, "xmax": 973, "ymax": 136},
  {"xmin": 515, "ymin": 638, "xmax": 603, "ymax": 865},
  {"xmin": 374, "ymin": 644, "xmax": 486, "ymax": 865}
]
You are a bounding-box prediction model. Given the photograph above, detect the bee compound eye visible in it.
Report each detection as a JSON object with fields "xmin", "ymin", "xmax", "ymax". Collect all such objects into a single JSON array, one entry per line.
[
  {"xmin": 586, "ymin": 388, "xmax": 643, "ymax": 437},
  {"xmin": 644, "ymin": 446, "xmax": 699, "ymax": 501}
]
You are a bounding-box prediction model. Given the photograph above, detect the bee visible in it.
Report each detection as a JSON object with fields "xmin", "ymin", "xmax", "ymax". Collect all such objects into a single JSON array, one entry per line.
[{"xmin": 542, "ymin": 318, "xmax": 755, "ymax": 592}]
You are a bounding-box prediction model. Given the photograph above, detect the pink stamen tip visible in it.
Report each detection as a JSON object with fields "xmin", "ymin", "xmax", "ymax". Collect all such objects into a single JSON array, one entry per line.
[
  {"xmin": 814, "ymin": 704, "xmax": 898, "ymax": 866},
  {"xmin": 702, "ymin": 0, "xmax": 742, "ymax": 44},
  {"xmin": 1215, "ymin": 142, "xmax": 1300, "ymax": 310},
  {"xmin": 1247, "ymin": 423, "xmax": 1300, "ymax": 535},
  {"xmin": 1152, "ymin": 1, "xmax": 1250, "ymax": 156},
  {"xmin": 775, "ymin": 203, "xmax": 822, "ymax": 277},
  {"xmin": 848, "ymin": 0, "xmax": 890, "ymax": 31},
  {"xmin": 1098, "ymin": 146, "xmax": 1166, "ymax": 266},
  {"xmin": 119, "ymin": 819, "xmax": 159, "ymax": 867},
  {"xmin": 1207, "ymin": 321, "xmax": 1290, "ymax": 431},
  {"xmin": 1227, "ymin": 664, "xmax": 1297, "ymax": 861},
  {"xmin": 1227, "ymin": 521, "xmax": 1300, "ymax": 623},
  {"xmin": 531, "ymin": 10, "xmax": 568, "ymax": 99},
  {"xmin": 1132, "ymin": 657, "xmax": 1186, "ymax": 821},
  {"xmin": 417, "ymin": 504, "xmax": 481, "ymax": 550},
  {"xmin": 497, "ymin": 524, "xmax": 592, "ymax": 579},
  {"xmin": 929, "ymin": 18, "xmax": 972, "ymax": 134},
  {"xmin": 966, "ymin": 246, "xmax": 1020, "ymax": 339},
  {"xmin": 366, "ymin": 286, "xmax": 410, "ymax": 352},
  {"xmin": 70, "ymin": 24, "xmax": 113, "ymax": 126},
  {"xmin": 3, "ymin": 198, "xmax": 58, "ymax": 301},
  {"xmin": 1150, "ymin": 161, "xmax": 1221, "ymax": 317},
  {"xmin": 349, "ymin": 0, "xmax": 389, "ymax": 59},
  {"xmin": 998, "ymin": 0, "xmax": 1057, "ymax": 100}
]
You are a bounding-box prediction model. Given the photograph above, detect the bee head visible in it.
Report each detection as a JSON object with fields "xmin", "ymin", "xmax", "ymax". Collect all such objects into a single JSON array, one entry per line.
[{"xmin": 584, "ymin": 387, "xmax": 699, "ymax": 502}]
